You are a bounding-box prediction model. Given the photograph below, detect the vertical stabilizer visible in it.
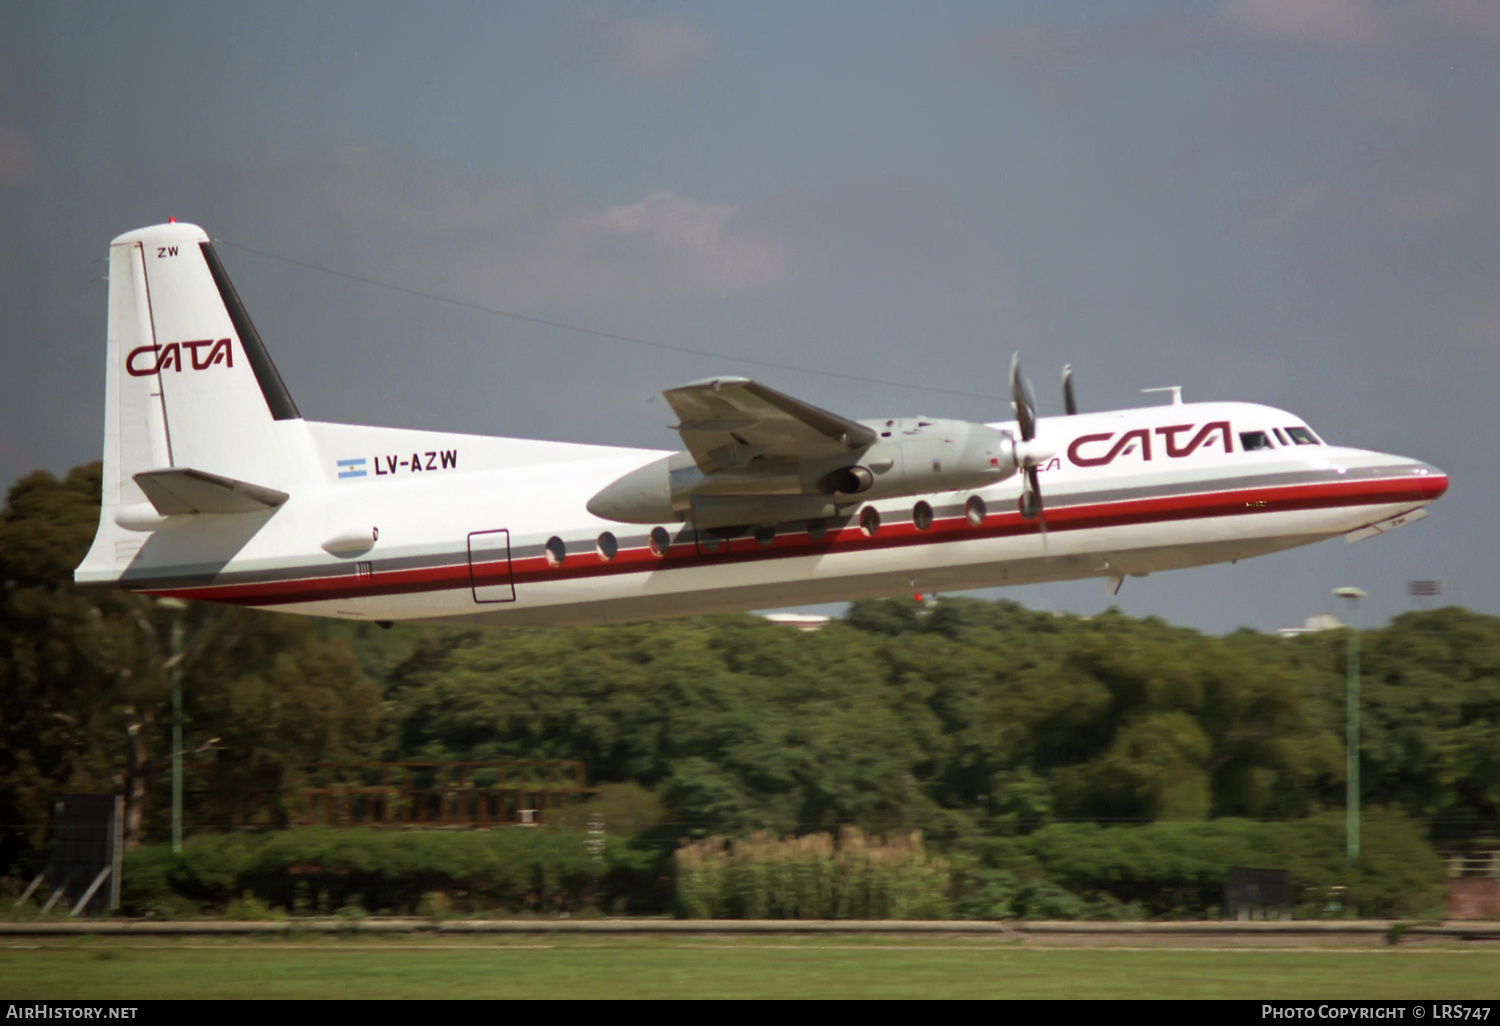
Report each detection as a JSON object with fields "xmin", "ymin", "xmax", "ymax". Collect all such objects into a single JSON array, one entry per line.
[
  {"xmin": 79, "ymin": 222, "xmax": 312, "ymax": 585},
  {"xmin": 104, "ymin": 232, "xmax": 173, "ymax": 508},
  {"xmin": 103, "ymin": 222, "xmax": 303, "ymax": 499}
]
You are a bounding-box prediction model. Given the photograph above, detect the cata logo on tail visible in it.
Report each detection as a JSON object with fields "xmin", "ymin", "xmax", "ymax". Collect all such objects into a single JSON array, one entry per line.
[{"xmin": 125, "ymin": 338, "xmax": 234, "ymax": 377}]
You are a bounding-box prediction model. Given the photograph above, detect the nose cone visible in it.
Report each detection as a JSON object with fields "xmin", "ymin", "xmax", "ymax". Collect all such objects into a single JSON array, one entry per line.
[
  {"xmin": 1329, "ymin": 447, "xmax": 1448, "ymax": 505},
  {"xmin": 1414, "ymin": 461, "xmax": 1449, "ymax": 502},
  {"xmin": 1370, "ymin": 457, "xmax": 1447, "ymax": 504}
]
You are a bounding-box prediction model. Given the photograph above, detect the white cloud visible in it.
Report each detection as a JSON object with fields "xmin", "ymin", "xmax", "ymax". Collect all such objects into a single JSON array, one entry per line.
[
  {"xmin": 1220, "ymin": 0, "xmax": 1500, "ymax": 50},
  {"xmin": 1243, "ymin": 183, "xmax": 1332, "ymax": 238},
  {"xmin": 615, "ymin": 16, "xmax": 715, "ymax": 80},
  {"xmin": 959, "ymin": 22, "xmax": 1083, "ymax": 67},
  {"xmin": 570, "ymin": 12, "xmax": 715, "ymax": 81},
  {"xmin": 1220, "ymin": 0, "xmax": 1381, "ymax": 49},
  {"xmin": 1445, "ymin": 295, "xmax": 1500, "ymax": 355},
  {"xmin": 1402, "ymin": 0, "xmax": 1500, "ymax": 46},
  {"xmin": 1385, "ymin": 191, "xmax": 1468, "ymax": 227},
  {"xmin": 1343, "ymin": 76, "xmax": 1438, "ymax": 124},
  {"xmin": 967, "ymin": 1, "xmax": 1500, "ymax": 63},
  {"xmin": 955, "ymin": 16, "xmax": 1205, "ymax": 99},
  {"xmin": 1373, "ymin": 137, "xmax": 1500, "ymax": 228},
  {"xmin": 0, "ymin": 119, "xmax": 39, "ymax": 187},
  {"xmin": 522, "ymin": 189, "xmax": 793, "ymax": 304},
  {"xmin": 0, "ymin": 247, "xmax": 17, "ymax": 293},
  {"xmin": 231, "ymin": 148, "xmax": 796, "ymax": 311}
]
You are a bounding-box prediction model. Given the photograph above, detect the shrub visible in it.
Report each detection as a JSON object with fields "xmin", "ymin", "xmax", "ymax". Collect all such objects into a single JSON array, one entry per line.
[
  {"xmin": 223, "ymin": 891, "xmax": 283, "ymax": 921},
  {"xmin": 545, "ymin": 784, "xmax": 668, "ymax": 838},
  {"xmin": 117, "ymin": 813, "xmax": 1444, "ymax": 921},
  {"xmin": 122, "ymin": 825, "xmax": 669, "ymax": 917},
  {"xmin": 673, "ymin": 826, "xmax": 949, "ymax": 920},
  {"xmin": 120, "ymin": 846, "xmax": 199, "ymax": 918},
  {"xmin": 995, "ymin": 812, "xmax": 1445, "ymax": 918}
]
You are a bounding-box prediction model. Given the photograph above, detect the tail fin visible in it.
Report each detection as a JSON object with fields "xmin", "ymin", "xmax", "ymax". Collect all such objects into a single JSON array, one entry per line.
[
  {"xmin": 79, "ymin": 222, "xmax": 311, "ymax": 585},
  {"xmin": 101, "ymin": 222, "xmax": 305, "ymax": 506}
]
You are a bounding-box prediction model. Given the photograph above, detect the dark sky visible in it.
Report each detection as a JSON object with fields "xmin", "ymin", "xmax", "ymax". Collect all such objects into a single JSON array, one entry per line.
[{"xmin": 2, "ymin": 1, "xmax": 1494, "ymax": 632}]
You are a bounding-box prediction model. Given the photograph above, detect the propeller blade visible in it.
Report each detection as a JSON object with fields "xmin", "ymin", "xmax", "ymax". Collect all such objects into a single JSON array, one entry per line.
[
  {"xmin": 1062, "ymin": 364, "xmax": 1078, "ymax": 416},
  {"xmin": 1010, "ymin": 353, "xmax": 1037, "ymax": 442},
  {"xmin": 1028, "ymin": 465, "xmax": 1044, "ymax": 512},
  {"xmin": 1016, "ymin": 465, "xmax": 1043, "ymax": 530},
  {"xmin": 1011, "ymin": 353, "xmax": 1049, "ymax": 533}
]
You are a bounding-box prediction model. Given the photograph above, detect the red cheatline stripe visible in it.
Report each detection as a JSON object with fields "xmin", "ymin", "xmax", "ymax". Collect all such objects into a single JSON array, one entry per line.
[{"xmin": 142, "ymin": 474, "xmax": 1446, "ymax": 607}]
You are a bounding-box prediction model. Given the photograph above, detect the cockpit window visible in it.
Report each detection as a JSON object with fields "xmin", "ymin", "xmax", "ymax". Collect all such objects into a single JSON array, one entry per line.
[
  {"xmin": 1272, "ymin": 428, "xmax": 1289, "ymax": 446},
  {"xmin": 1285, "ymin": 426, "xmax": 1320, "ymax": 445},
  {"xmin": 1239, "ymin": 431, "xmax": 1273, "ymax": 451}
]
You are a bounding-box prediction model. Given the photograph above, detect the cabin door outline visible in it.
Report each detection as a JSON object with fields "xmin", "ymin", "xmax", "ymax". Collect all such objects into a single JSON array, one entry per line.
[{"xmin": 467, "ymin": 529, "xmax": 516, "ymax": 603}]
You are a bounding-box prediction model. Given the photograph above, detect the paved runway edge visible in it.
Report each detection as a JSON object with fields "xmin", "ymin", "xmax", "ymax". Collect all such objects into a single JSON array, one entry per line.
[{"xmin": 3, "ymin": 919, "xmax": 1499, "ymax": 942}]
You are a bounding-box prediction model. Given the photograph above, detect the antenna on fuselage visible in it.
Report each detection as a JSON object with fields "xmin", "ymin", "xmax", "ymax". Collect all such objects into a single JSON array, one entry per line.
[{"xmin": 1141, "ymin": 385, "xmax": 1184, "ymax": 406}]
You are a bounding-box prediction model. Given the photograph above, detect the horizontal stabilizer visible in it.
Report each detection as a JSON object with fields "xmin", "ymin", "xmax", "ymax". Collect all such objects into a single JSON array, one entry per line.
[{"xmin": 134, "ymin": 467, "xmax": 289, "ymax": 516}]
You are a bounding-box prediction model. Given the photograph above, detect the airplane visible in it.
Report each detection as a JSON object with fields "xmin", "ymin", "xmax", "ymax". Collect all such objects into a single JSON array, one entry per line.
[{"xmin": 75, "ymin": 222, "xmax": 1449, "ymax": 626}]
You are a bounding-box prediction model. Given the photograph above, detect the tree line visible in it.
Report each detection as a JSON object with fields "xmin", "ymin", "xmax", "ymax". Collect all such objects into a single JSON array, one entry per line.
[{"xmin": 3, "ymin": 463, "xmax": 1497, "ymax": 882}]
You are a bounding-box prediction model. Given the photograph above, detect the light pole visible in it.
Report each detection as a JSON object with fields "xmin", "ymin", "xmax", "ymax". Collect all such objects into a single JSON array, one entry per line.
[
  {"xmin": 1333, "ymin": 587, "xmax": 1366, "ymax": 869},
  {"xmin": 156, "ymin": 598, "xmax": 188, "ymax": 854}
]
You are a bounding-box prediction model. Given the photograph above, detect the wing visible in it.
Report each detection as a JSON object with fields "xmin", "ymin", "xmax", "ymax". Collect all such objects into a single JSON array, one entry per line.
[{"xmin": 663, "ymin": 377, "xmax": 876, "ymax": 473}]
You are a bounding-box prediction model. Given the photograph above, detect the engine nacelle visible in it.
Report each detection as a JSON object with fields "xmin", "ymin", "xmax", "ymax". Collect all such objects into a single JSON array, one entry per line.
[
  {"xmin": 585, "ymin": 455, "xmax": 678, "ymax": 525},
  {"xmin": 836, "ymin": 419, "xmax": 1014, "ymax": 501},
  {"xmin": 586, "ymin": 417, "xmax": 1018, "ymax": 528}
]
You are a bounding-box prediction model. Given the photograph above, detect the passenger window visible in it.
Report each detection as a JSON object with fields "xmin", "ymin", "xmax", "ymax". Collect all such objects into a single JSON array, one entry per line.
[
  {"xmin": 913, "ymin": 501, "xmax": 934, "ymax": 531},
  {"xmin": 596, "ymin": 532, "xmax": 618, "ymax": 562},
  {"xmin": 1239, "ymin": 431, "xmax": 1273, "ymax": 451},
  {"xmin": 649, "ymin": 526, "xmax": 671, "ymax": 557},
  {"xmin": 545, "ymin": 536, "xmax": 566, "ymax": 567},
  {"xmin": 1286, "ymin": 427, "xmax": 1319, "ymax": 445}
]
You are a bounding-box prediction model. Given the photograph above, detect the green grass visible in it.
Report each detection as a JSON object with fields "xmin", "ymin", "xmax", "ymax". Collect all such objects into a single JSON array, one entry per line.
[{"xmin": 3, "ymin": 936, "xmax": 1500, "ymax": 999}]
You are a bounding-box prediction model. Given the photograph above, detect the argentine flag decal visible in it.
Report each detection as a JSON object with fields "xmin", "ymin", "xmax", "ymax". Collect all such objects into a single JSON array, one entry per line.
[{"xmin": 337, "ymin": 458, "xmax": 368, "ymax": 479}]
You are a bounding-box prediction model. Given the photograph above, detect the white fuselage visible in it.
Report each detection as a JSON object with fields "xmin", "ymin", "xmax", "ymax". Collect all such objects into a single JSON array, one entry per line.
[{"xmin": 78, "ymin": 398, "xmax": 1447, "ymax": 626}]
